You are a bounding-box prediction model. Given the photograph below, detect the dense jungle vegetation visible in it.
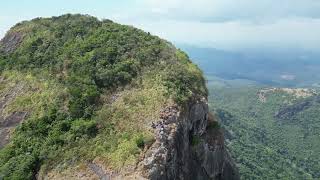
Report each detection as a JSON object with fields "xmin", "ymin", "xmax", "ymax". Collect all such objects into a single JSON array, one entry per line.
[{"xmin": 209, "ymin": 84, "xmax": 320, "ymax": 180}]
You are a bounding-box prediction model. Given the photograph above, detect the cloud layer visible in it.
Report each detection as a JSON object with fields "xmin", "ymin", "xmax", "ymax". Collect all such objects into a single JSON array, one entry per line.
[
  {"xmin": 115, "ymin": 0, "xmax": 320, "ymax": 51},
  {"xmin": 1, "ymin": 0, "xmax": 320, "ymax": 51},
  {"xmin": 141, "ymin": 0, "xmax": 320, "ymax": 22}
]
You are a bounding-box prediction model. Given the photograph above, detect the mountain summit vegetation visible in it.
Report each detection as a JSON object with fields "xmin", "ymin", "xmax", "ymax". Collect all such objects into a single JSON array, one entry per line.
[{"xmin": 0, "ymin": 14, "xmax": 207, "ymax": 179}]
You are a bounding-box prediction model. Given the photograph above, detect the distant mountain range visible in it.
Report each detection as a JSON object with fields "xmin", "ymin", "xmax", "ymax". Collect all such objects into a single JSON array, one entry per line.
[
  {"xmin": 183, "ymin": 43, "xmax": 320, "ymax": 178},
  {"xmin": 178, "ymin": 45, "xmax": 320, "ymax": 87}
]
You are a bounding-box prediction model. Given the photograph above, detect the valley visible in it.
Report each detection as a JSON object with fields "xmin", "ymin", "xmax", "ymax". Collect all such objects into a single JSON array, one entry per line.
[
  {"xmin": 207, "ymin": 80, "xmax": 320, "ymax": 179},
  {"xmin": 180, "ymin": 44, "xmax": 320, "ymax": 179}
]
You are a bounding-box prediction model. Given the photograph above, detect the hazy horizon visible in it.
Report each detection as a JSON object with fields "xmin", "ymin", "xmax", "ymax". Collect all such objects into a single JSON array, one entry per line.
[{"xmin": 1, "ymin": 0, "xmax": 320, "ymax": 52}]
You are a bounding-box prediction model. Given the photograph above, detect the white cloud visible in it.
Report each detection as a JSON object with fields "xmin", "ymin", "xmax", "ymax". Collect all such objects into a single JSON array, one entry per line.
[
  {"xmin": 109, "ymin": 0, "xmax": 318, "ymax": 51},
  {"xmin": 139, "ymin": 0, "xmax": 320, "ymax": 22},
  {"xmin": 127, "ymin": 17, "xmax": 320, "ymax": 51},
  {"xmin": 1, "ymin": 1, "xmax": 320, "ymax": 52}
]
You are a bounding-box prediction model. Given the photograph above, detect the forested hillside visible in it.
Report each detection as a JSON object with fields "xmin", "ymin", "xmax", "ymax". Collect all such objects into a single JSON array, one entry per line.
[
  {"xmin": 209, "ymin": 84, "xmax": 320, "ymax": 179},
  {"xmin": 0, "ymin": 14, "xmax": 207, "ymax": 179}
]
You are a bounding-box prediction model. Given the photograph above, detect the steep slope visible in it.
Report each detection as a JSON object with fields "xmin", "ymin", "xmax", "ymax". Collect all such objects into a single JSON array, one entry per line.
[
  {"xmin": 209, "ymin": 84, "xmax": 320, "ymax": 179},
  {"xmin": 0, "ymin": 14, "xmax": 239, "ymax": 179}
]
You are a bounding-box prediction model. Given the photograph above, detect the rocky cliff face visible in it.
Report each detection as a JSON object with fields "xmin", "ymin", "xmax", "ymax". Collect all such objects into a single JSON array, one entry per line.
[
  {"xmin": 40, "ymin": 97, "xmax": 240, "ymax": 180},
  {"xmin": 137, "ymin": 97, "xmax": 240, "ymax": 180}
]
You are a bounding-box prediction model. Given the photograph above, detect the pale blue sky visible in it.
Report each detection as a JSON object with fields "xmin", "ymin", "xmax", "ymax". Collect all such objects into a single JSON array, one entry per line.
[{"xmin": 1, "ymin": 0, "xmax": 320, "ymax": 51}]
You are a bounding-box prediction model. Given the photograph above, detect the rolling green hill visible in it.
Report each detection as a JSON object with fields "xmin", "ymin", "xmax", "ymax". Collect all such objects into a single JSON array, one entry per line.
[{"xmin": 209, "ymin": 84, "xmax": 320, "ymax": 179}]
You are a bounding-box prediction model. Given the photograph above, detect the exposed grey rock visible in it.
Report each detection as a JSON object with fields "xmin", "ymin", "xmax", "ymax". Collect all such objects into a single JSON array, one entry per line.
[
  {"xmin": 138, "ymin": 97, "xmax": 240, "ymax": 180},
  {"xmin": 87, "ymin": 162, "xmax": 111, "ymax": 180},
  {"xmin": 275, "ymin": 95, "xmax": 320, "ymax": 120},
  {"xmin": 0, "ymin": 31, "xmax": 24, "ymax": 53},
  {"xmin": 0, "ymin": 82, "xmax": 28, "ymax": 148}
]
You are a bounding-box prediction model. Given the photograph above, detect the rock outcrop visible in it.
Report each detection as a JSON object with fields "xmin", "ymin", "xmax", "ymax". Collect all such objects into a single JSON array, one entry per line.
[
  {"xmin": 0, "ymin": 31, "xmax": 24, "ymax": 53},
  {"xmin": 275, "ymin": 96, "xmax": 320, "ymax": 120},
  {"xmin": 138, "ymin": 97, "xmax": 240, "ymax": 180},
  {"xmin": 40, "ymin": 97, "xmax": 240, "ymax": 180},
  {"xmin": 0, "ymin": 80, "xmax": 28, "ymax": 148}
]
